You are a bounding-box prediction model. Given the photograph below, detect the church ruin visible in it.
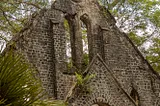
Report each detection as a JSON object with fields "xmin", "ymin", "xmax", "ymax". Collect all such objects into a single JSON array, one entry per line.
[{"xmin": 5, "ymin": 0, "xmax": 160, "ymax": 105}]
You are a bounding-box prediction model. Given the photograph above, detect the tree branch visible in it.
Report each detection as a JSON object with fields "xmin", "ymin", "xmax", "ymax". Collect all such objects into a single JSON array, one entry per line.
[
  {"xmin": 0, "ymin": 7, "xmax": 18, "ymax": 33},
  {"xmin": 16, "ymin": 1, "xmax": 41, "ymax": 9}
]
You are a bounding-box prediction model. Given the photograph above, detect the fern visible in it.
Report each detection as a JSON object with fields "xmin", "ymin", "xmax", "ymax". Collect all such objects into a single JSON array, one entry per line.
[{"xmin": 75, "ymin": 72, "xmax": 95, "ymax": 93}]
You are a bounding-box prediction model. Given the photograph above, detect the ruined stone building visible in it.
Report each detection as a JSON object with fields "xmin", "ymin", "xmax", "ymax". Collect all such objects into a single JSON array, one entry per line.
[{"xmin": 5, "ymin": 0, "xmax": 160, "ymax": 106}]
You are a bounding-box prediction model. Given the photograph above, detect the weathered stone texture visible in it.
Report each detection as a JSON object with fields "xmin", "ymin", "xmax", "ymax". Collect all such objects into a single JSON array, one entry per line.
[
  {"xmin": 14, "ymin": 9, "xmax": 57, "ymax": 98},
  {"xmin": 5, "ymin": 0, "xmax": 160, "ymax": 105},
  {"xmin": 6, "ymin": 6, "xmax": 76, "ymax": 99},
  {"xmin": 68, "ymin": 55, "xmax": 136, "ymax": 106},
  {"xmin": 102, "ymin": 26, "xmax": 160, "ymax": 105}
]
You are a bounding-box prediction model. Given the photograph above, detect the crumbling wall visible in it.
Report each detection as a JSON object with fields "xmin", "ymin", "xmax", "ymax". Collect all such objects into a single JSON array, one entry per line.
[
  {"xmin": 7, "ymin": 9, "xmax": 58, "ymax": 98},
  {"xmin": 68, "ymin": 55, "xmax": 137, "ymax": 106},
  {"xmin": 5, "ymin": 5, "xmax": 76, "ymax": 99},
  {"xmin": 61, "ymin": 0, "xmax": 160, "ymax": 106},
  {"xmin": 102, "ymin": 25, "xmax": 160, "ymax": 105},
  {"xmin": 5, "ymin": 0, "xmax": 160, "ymax": 105}
]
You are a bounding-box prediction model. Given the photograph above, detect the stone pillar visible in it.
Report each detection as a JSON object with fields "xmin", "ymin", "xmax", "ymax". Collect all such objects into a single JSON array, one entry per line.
[{"xmin": 67, "ymin": 15, "xmax": 83, "ymax": 71}]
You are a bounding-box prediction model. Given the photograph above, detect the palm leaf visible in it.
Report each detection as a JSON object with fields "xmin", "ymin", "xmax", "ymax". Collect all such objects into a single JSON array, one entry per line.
[{"xmin": 0, "ymin": 51, "xmax": 44, "ymax": 106}]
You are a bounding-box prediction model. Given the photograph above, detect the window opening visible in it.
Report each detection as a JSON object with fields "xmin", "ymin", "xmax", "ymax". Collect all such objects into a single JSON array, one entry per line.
[
  {"xmin": 64, "ymin": 16, "xmax": 90, "ymax": 74},
  {"xmin": 81, "ymin": 20, "xmax": 89, "ymax": 71},
  {"xmin": 64, "ymin": 19, "xmax": 73, "ymax": 74},
  {"xmin": 130, "ymin": 88, "xmax": 140, "ymax": 106}
]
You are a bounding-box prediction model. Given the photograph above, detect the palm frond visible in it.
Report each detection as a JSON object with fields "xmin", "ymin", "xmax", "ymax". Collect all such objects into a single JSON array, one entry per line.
[{"xmin": 0, "ymin": 51, "xmax": 44, "ymax": 106}]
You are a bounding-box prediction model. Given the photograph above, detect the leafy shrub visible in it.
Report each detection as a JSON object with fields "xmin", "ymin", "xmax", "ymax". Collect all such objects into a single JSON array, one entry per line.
[{"xmin": 75, "ymin": 72, "xmax": 95, "ymax": 93}]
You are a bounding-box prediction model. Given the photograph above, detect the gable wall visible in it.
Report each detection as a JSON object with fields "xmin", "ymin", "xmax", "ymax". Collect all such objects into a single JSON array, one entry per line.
[
  {"xmin": 102, "ymin": 22, "xmax": 160, "ymax": 106},
  {"xmin": 62, "ymin": 0, "xmax": 160, "ymax": 105},
  {"xmin": 5, "ymin": 0, "xmax": 160, "ymax": 105},
  {"xmin": 6, "ymin": 6, "xmax": 76, "ymax": 99},
  {"xmin": 68, "ymin": 56, "xmax": 136, "ymax": 106}
]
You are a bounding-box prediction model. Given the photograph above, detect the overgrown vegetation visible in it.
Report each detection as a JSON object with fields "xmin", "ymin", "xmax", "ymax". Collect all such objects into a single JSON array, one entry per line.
[
  {"xmin": 0, "ymin": 0, "xmax": 49, "ymax": 36},
  {"xmin": 1, "ymin": 0, "xmax": 159, "ymax": 72},
  {"xmin": 0, "ymin": 50, "xmax": 69, "ymax": 106},
  {"xmin": 75, "ymin": 72, "xmax": 95, "ymax": 93},
  {"xmin": 0, "ymin": 50, "xmax": 94, "ymax": 106},
  {"xmin": 98, "ymin": 0, "xmax": 160, "ymax": 72},
  {"xmin": 0, "ymin": 0, "xmax": 159, "ymax": 105},
  {"xmin": 0, "ymin": 51, "xmax": 43, "ymax": 106}
]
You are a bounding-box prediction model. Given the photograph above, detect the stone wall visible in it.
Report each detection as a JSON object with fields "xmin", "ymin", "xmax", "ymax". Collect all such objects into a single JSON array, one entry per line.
[
  {"xmin": 68, "ymin": 55, "xmax": 137, "ymax": 106},
  {"xmin": 6, "ymin": 5, "xmax": 76, "ymax": 99},
  {"xmin": 60, "ymin": 0, "xmax": 160, "ymax": 105},
  {"xmin": 103, "ymin": 25, "xmax": 160, "ymax": 105},
  {"xmin": 5, "ymin": 0, "xmax": 160, "ymax": 105},
  {"xmin": 13, "ymin": 9, "xmax": 57, "ymax": 98}
]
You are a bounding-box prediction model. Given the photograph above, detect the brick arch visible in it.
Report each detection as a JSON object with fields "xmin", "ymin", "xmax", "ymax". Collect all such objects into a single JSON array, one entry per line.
[
  {"xmin": 92, "ymin": 102, "xmax": 110, "ymax": 106},
  {"xmin": 64, "ymin": 14, "xmax": 83, "ymax": 71},
  {"xmin": 68, "ymin": 89, "xmax": 111, "ymax": 106},
  {"xmin": 92, "ymin": 97, "xmax": 110, "ymax": 106},
  {"xmin": 130, "ymin": 87, "xmax": 140, "ymax": 106},
  {"xmin": 89, "ymin": 96, "xmax": 110, "ymax": 106},
  {"xmin": 70, "ymin": 91, "xmax": 114, "ymax": 106},
  {"xmin": 89, "ymin": 95, "xmax": 113, "ymax": 106}
]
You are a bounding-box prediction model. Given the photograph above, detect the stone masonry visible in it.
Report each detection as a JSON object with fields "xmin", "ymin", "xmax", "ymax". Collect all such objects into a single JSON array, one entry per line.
[{"xmin": 5, "ymin": 0, "xmax": 160, "ymax": 105}]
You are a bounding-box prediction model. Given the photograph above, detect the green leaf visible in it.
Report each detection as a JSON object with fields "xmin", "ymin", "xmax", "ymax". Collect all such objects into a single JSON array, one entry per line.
[{"xmin": 0, "ymin": 51, "xmax": 44, "ymax": 106}]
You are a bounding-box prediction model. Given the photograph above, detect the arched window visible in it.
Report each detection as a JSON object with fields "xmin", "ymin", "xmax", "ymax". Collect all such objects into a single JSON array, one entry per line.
[
  {"xmin": 81, "ymin": 20, "xmax": 89, "ymax": 71},
  {"xmin": 130, "ymin": 88, "xmax": 140, "ymax": 106},
  {"xmin": 64, "ymin": 19, "xmax": 73, "ymax": 73},
  {"xmin": 63, "ymin": 13, "xmax": 91, "ymax": 74},
  {"xmin": 80, "ymin": 14, "xmax": 92, "ymax": 62},
  {"xmin": 64, "ymin": 15, "xmax": 84, "ymax": 74}
]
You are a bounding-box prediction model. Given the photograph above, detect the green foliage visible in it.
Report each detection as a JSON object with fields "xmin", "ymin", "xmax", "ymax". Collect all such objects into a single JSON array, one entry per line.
[
  {"xmin": 82, "ymin": 53, "xmax": 89, "ymax": 70},
  {"xmin": 0, "ymin": 51, "xmax": 43, "ymax": 106},
  {"xmin": 146, "ymin": 37, "xmax": 160, "ymax": 72},
  {"xmin": 75, "ymin": 72, "xmax": 95, "ymax": 93},
  {"xmin": 0, "ymin": 99, "xmax": 8, "ymax": 106},
  {"xmin": 0, "ymin": 0, "xmax": 49, "ymax": 37},
  {"xmin": 67, "ymin": 57, "xmax": 73, "ymax": 71},
  {"xmin": 149, "ymin": 10, "xmax": 160, "ymax": 27},
  {"xmin": 128, "ymin": 32, "xmax": 147, "ymax": 47},
  {"xmin": 66, "ymin": 53, "xmax": 89, "ymax": 73},
  {"xmin": 98, "ymin": 0, "xmax": 160, "ymax": 72}
]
